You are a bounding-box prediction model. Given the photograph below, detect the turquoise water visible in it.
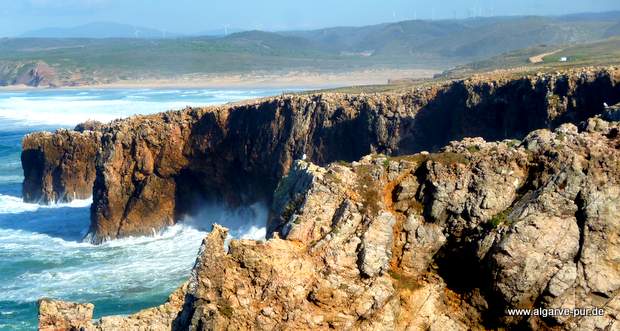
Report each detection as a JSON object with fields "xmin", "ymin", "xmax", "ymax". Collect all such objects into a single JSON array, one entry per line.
[{"xmin": 0, "ymin": 89, "xmax": 279, "ymax": 330}]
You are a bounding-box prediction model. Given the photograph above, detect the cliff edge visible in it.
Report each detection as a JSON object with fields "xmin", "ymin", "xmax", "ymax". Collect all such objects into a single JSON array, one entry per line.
[{"xmin": 21, "ymin": 67, "xmax": 620, "ymax": 243}]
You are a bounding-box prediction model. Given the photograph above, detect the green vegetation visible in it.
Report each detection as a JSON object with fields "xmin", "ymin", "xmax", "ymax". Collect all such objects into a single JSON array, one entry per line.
[
  {"xmin": 490, "ymin": 209, "xmax": 512, "ymax": 228},
  {"xmin": 388, "ymin": 269, "xmax": 422, "ymax": 291},
  {"xmin": 355, "ymin": 164, "xmax": 383, "ymax": 216},
  {"xmin": 442, "ymin": 36, "xmax": 620, "ymax": 78},
  {"xmin": 543, "ymin": 37, "xmax": 620, "ymax": 66},
  {"xmin": 218, "ymin": 302, "xmax": 234, "ymax": 318},
  {"xmin": 430, "ymin": 152, "xmax": 470, "ymax": 166},
  {"xmin": 506, "ymin": 140, "xmax": 521, "ymax": 149}
]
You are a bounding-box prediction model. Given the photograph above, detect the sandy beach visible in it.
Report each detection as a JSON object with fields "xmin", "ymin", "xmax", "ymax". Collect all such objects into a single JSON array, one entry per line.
[{"xmin": 0, "ymin": 69, "xmax": 439, "ymax": 91}]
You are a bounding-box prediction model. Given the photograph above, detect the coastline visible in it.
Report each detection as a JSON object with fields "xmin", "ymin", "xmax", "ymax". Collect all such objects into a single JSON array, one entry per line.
[{"xmin": 0, "ymin": 69, "xmax": 438, "ymax": 91}]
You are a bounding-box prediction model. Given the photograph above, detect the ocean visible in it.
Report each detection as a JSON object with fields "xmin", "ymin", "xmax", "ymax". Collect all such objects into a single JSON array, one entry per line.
[{"xmin": 0, "ymin": 88, "xmax": 284, "ymax": 330}]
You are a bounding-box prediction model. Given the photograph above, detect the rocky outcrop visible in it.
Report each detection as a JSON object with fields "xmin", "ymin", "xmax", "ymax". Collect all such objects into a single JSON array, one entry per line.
[
  {"xmin": 21, "ymin": 67, "xmax": 620, "ymax": 242},
  {"xmin": 39, "ymin": 283, "xmax": 189, "ymax": 330},
  {"xmin": 38, "ymin": 299, "xmax": 93, "ymax": 331},
  {"xmin": 43, "ymin": 117, "xmax": 620, "ymax": 330},
  {"xmin": 74, "ymin": 120, "xmax": 104, "ymax": 133},
  {"xmin": 0, "ymin": 61, "xmax": 59, "ymax": 87},
  {"xmin": 22, "ymin": 129, "xmax": 101, "ymax": 204},
  {"xmin": 14, "ymin": 62, "xmax": 58, "ymax": 87}
]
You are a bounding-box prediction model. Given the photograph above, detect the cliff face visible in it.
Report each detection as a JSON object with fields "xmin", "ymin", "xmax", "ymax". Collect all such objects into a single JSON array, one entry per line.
[
  {"xmin": 22, "ymin": 129, "xmax": 100, "ymax": 204},
  {"xmin": 0, "ymin": 61, "xmax": 59, "ymax": 87},
  {"xmin": 40, "ymin": 117, "xmax": 620, "ymax": 330},
  {"xmin": 21, "ymin": 67, "xmax": 620, "ymax": 242}
]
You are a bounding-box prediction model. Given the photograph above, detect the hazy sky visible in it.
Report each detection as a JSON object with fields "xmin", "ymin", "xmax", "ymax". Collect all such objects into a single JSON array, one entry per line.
[{"xmin": 1, "ymin": 0, "xmax": 620, "ymax": 36}]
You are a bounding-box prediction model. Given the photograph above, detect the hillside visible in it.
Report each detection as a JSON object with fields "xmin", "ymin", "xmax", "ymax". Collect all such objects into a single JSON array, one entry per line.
[
  {"xmin": 605, "ymin": 21, "xmax": 620, "ymax": 37},
  {"xmin": 1, "ymin": 12, "xmax": 620, "ymax": 87}
]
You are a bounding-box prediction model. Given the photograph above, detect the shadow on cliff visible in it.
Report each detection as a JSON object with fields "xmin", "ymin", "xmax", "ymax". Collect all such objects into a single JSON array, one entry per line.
[
  {"xmin": 397, "ymin": 74, "xmax": 620, "ymax": 153},
  {"xmin": 173, "ymin": 98, "xmax": 391, "ymax": 225}
]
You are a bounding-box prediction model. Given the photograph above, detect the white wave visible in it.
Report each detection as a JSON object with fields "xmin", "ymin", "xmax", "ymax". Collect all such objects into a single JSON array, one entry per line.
[
  {"xmin": 0, "ymin": 194, "xmax": 92, "ymax": 214},
  {"xmin": 0, "ymin": 224, "xmax": 206, "ymax": 303},
  {"xmin": 0, "ymin": 199, "xmax": 269, "ymax": 305},
  {"xmin": 0, "ymin": 88, "xmax": 283, "ymax": 127},
  {"xmin": 183, "ymin": 202, "xmax": 268, "ymax": 242}
]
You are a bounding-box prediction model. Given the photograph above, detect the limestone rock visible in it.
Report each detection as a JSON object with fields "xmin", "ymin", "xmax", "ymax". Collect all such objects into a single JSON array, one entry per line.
[
  {"xmin": 22, "ymin": 129, "xmax": 100, "ymax": 204},
  {"xmin": 38, "ymin": 299, "xmax": 94, "ymax": 331},
  {"xmin": 360, "ymin": 212, "xmax": 396, "ymax": 277},
  {"xmin": 74, "ymin": 120, "xmax": 104, "ymax": 133}
]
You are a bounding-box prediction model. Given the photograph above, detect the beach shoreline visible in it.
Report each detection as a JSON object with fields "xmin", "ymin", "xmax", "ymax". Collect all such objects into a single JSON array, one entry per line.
[{"xmin": 0, "ymin": 68, "xmax": 439, "ymax": 91}]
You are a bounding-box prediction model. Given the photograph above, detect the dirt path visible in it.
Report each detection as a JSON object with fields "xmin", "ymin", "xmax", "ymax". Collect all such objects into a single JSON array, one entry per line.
[{"xmin": 528, "ymin": 49, "xmax": 563, "ymax": 64}]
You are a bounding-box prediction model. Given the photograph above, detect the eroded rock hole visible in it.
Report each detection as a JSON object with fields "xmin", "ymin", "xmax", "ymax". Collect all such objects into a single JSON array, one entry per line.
[{"xmin": 173, "ymin": 169, "xmax": 269, "ymax": 240}]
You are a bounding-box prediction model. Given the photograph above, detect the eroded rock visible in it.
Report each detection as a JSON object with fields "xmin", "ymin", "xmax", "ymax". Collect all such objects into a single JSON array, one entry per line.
[{"xmin": 22, "ymin": 129, "xmax": 100, "ymax": 204}]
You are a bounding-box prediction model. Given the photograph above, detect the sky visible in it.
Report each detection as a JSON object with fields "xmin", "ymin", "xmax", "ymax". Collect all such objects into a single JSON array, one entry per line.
[{"xmin": 1, "ymin": 0, "xmax": 620, "ymax": 36}]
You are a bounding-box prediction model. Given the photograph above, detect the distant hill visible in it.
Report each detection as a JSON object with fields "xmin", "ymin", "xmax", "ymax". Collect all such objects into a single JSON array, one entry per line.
[
  {"xmin": 193, "ymin": 27, "xmax": 247, "ymax": 37},
  {"xmin": 21, "ymin": 22, "xmax": 180, "ymax": 39},
  {"xmin": 605, "ymin": 22, "xmax": 620, "ymax": 37},
  {"xmin": 286, "ymin": 13, "xmax": 620, "ymax": 60},
  {"xmin": 3, "ymin": 12, "xmax": 620, "ymax": 87}
]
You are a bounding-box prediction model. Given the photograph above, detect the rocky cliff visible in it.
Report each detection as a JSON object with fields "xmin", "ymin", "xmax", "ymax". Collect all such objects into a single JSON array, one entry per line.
[
  {"xmin": 39, "ymin": 115, "xmax": 620, "ymax": 330},
  {"xmin": 0, "ymin": 61, "xmax": 59, "ymax": 87},
  {"xmin": 21, "ymin": 67, "xmax": 620, "ymax": 243},
  {"xmin": 22, "ymin": 129, "xmax": 101, "ymax": 204}
]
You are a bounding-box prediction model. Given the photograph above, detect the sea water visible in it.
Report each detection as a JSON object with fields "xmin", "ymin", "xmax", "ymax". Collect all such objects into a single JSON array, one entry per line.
[{"xmin": 0, "ymin": 88, "xmax": 284, "ymax": 330}]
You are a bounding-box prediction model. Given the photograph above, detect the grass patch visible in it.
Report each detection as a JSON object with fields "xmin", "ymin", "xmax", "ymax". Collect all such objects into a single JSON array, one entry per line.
[
  {"xmin": 429, "ymin": 152, "xmax": 470, "ymax": 166},
  {"xmin": 388, "ymin": 270, "xmax": 422, "ymax": 292},
  {"xmin": 218, "ymin": 302, "xmax": 234, "ymax": 318},
  {"xmin": 355, "ymin": 164, "xmax": 383, "ymax": 216},
  {"xmin": 506, "ymin": 139, "xmax": 521, "ymax": 148},
  {"xmin": 489, "ymin": 209, "xmax": 512, "ymax": 228},
  {"xmin": 466, "ymin": 145, "xmax": 481, "ymax": 153}
]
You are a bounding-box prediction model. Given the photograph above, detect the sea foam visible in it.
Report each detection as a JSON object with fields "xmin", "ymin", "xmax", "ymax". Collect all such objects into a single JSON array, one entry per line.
[
  {"xmin": 0, "ymin": 194, "xmax": 92, "ymax": 214},
  {"xmin": 0, "ymin": 88, "xmax": 284, "ymax": 127}
]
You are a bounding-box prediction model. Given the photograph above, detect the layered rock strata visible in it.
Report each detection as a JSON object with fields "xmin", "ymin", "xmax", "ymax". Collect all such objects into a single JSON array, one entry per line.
[
  {"xmin": 21, "ymin": 67, "xmax": 620, "ymax": 242},
  {"xmin": 40, "ymin": 117, "xmax": 620, "ymax": 330}
]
